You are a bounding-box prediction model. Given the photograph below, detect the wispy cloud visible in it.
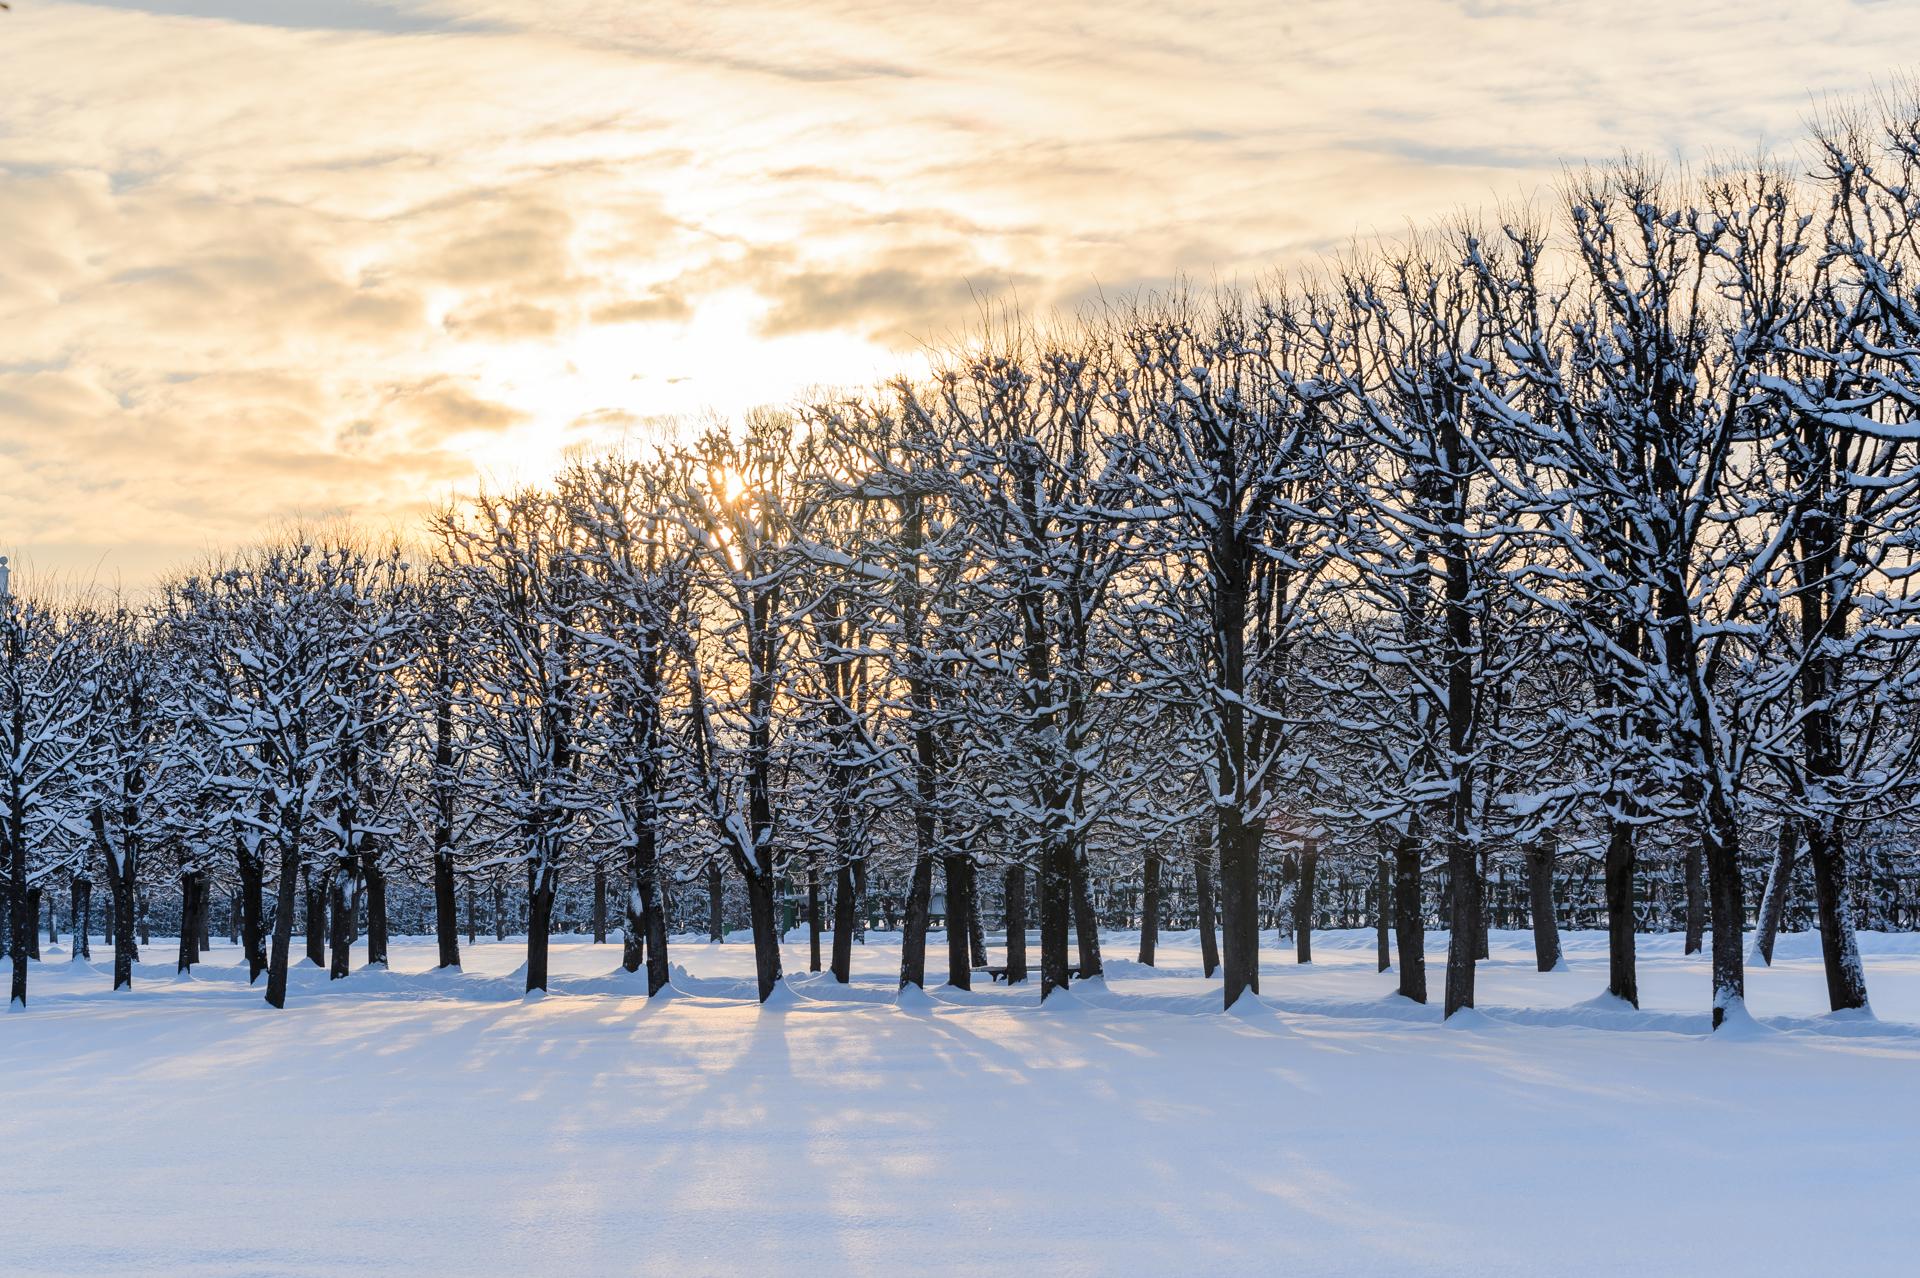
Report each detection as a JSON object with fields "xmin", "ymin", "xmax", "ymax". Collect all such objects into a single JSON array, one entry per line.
[{"xmin": 4, "ymin": 0, "xmax": 1918, "ymax": 584}]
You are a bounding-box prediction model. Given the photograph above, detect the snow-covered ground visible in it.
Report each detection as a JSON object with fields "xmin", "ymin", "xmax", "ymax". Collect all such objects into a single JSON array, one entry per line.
[{"xmin": 4, "ymin": 928, "xmax": 1917, "ymax": 1275}]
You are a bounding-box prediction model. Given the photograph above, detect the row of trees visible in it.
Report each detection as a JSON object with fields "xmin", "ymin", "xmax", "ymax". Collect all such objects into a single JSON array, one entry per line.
[{"xmin": 11, "ymin": 110, "xmax": 1920, "ymax": 1028}]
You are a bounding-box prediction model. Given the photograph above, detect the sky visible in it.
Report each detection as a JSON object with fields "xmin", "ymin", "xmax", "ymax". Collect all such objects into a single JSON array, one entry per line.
[{"xmin": 4, "ymin": 0, "xmax": 1920, "ymax": 589}]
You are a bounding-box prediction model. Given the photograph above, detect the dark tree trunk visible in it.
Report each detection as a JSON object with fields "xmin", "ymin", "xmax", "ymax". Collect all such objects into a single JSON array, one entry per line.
[
  {"xmin": 706, "ymin": 859, "xmax": 725, "ymax": 942},
  {"xmin": 1295, "ymin": 840, "xmax": 1318, "ymax": 965},
  {"xmin": 432, "ymin": 842, "xmax": 461, "ymax": 969},
  {"xmin": 525, "ymin": 862, "xmax": 555, "ymax": 993},
  {"xmin": 196, "ymin": 876, "xmax": 211, "ymax": 957},
  {"xmin": 965, "ymin": 860, "xmax": 988, "ymax": 969},
  {"xmin": 1068, "ymin": 843, "xmax": 1103, "ymax": 980},
  {"xmin": 741, "ymin": 862, "xmax": 782, "ymax": 1002},
  {"xmin": 807, "ymin": 862, "xmax": 823, "ymax": 973},
  {"xmin": 636, "ymin": 848, "xmax": 670, "ymax": 997},
  {"xmin": 1473, "ymin": 855, "xmax": 1490, "ymax": 963},
  {"xmin": 304, "ymin": 867, "xmax": 326, "ymax": 968},
  {"xmin": 1039, "ymin": 834, "xmax": 1072, "ymax": 1000},
  {"xmin": 5, "ymin": 887, "xmax": 21, "ymax": 1002},
  {"xmin": 363, "ymin": 851, "xmax": 388, "ymax": 968},
  {"xmin": 1682, "ymin": 839, "xmax": 1706, "ymax": 956},
  {"xmin": 227, "ymin": 891, "xmax": 240, "ymax": 946},
  {"xmin": 899, "ymin": 852, "xmax": 934, "ymax": 990},
  {"xmin": 71, "ymin": 876, "xmax": 92, "ymax": 961},
  {"xmin": 27, "ymin": 886, "xmax": 43, "ymax": 960},
  {"xmin": 852, "ymin": 859, "xmax": 868, "ymax": 944},
  {"xmin": 491, "ymin": 875, "xmax": 506, "ymax": 942},
  {"xmin": 173, "ymin": 875, "xmax": 197, "ymax": 972},
  {"xmin": 1218, "ymin": 813, "xmax": 1262, "ymax": 1008},
  {"xmin": 622, "ymin": 858, "xmax": 647, "ymax": 974},
  {"xmin": 1443, "ymin": 842, "xmax": 1479, "ymax": 1017},
  {"xmin": 592, "ymin": 865, "xmax": 608, "ymax": 945},
  {"xmin": 236, "ymin": 846, "xmax": 266, "ymax": 982},
  {"xmin": 1138, "ymin": 850, "xmax": 1161, "ymax": 967},
  {"xmin": 943, "ymin": 853, "xmax": 971, "ymax": 990},
  {"xmin": 1751, "ymin": 818, "xmax": 1801, "ymax": 968},
  {"xmin": 263, "ymin": 828, "xmax": 302, "ymax": 1009},
  {"xmin": 1604, "ymin": 815, "xmax": 1638, "ymax": 1007},
  {"xmin": 137, "ymin": 890, "xmax": 150, "ymax": 947},
  {"xmin": 1783, "ymin": 435, "xmax": 1869, "ymax": 1014},
  {"xmin": 830, "ymin": 861, "xmax": 856, "ymax": 984},
  {"xmin": 92, "ymin": 809, "xmax": 139, "ymax": 991},
  {"xmin": 1393, "ymin": 827, "xmax": 1426, "ymax": 1003},
  {"xmin": 1003, "ymin": 863, "xmax": 1028, "ymax": 984},
  {"xmin": 327, "ymin": 868, "xmax": 352, "ymax": 980},
  {"xmin": 464, "ymin": 877, "xmax": 476, "ymax": 946},
  {"xmin": 1374, "ymin": 855, "xmax": 1392, "ymax": 972},
  {"xmin": 1526, "ymin": 836, "xmax": 1561, "ymax": 973},
  {"xmin": 1195, "ymin": 826, "xmax": 1220, "ymax": 980},
  {"xmin": 1805, "ymin": 818, "xmax": 1870, "ymax": 1012}
]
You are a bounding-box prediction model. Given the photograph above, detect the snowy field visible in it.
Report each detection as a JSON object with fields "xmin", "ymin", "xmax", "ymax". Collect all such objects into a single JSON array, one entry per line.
[{"xmin": 4, "ymin": 929, "xmax": 1918, "ymax": 1276}]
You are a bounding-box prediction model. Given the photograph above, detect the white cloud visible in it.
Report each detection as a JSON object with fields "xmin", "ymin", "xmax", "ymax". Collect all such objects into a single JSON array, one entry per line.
[{"xmin": 3, "ymin": 0, "xmax": 1918, "ymax": 585}]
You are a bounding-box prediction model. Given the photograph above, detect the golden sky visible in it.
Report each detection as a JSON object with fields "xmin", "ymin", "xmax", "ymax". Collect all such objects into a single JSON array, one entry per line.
[{"xmin": 4, "ymin": 0, "xmax": 1918, "ymax": 588}]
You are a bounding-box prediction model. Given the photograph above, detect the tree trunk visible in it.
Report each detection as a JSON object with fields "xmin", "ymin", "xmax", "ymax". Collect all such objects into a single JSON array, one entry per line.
[
  {"xmin": 1295, "ymin": 840, "xmax": 1318, "ymax": 965},
  {"xmin": 1393, "ymin": 827, "xmax": 1426, "ymax": 1003},
  {"xmin": 1039, "ymin": 834, "xmax": 1072, "ymax": 1000},
  {"xmin": 899, "ymin": 852, "xmax": 934, "ymax": 990},
  {"xmin": 741, "ymin": 862, "xmax": 782, "ymax": 1002},
  {"xmin": 1374, "ymin": 855, "xmax": 1392, "ymax": 973},
  {"xmin": 363, "ymin": 851, "xmax": 388, "ymax": 968},
  {"xmin": 1751, "ymin": 818, "xmax": 1801, "ymax": 967},
  {"xmin": 622, "ymin": 862, "xmax": 646, "ymax": 975},
  {"xmin": 638, "ymin": 854, "xmax": 671, "ymax": 998},
  {"xmin": 1443, "ymin": 842, "xmax": 1478, "ymax": 1018},
  {"xmin": 491, "ymin": 875, "xmax": 506, "ymax": 942},
  {"xmin": 853, "ymin": 859, "xmax": 867, "ymax": 944},
  {"xmin": 263, "ymin": 830, "xmax": 303, "ymax": 1009},
  {"xmin": 592, "ymin": 865, "xmax": 608, "ymax": 945},
  {"xmin": 1474, "ymin": 855, "xmax": 1490, "ymax": 963},
  {"xmin": 432, "ymin": 842, "xmax": 461, "ymax": 969},
  {"xmin": 943, "ymin": 853, "xmax": 971, "ymax": 990},
  {"xmin": 706, "ymin": 859, "xmax": 725, "ymax": 942},
  {"xmin": 1604, "ymin": 815, "xmax": 1638, "ymax": 1007},
  {"xmin": 807, "ymin": 862, "xmax": 822, "ymax": 973},
  {"xmin": 1682, "ymin": 839, "xmax": 1706, "ymax": 955},
  {"xmin": 70, "ymin": 876, "xmax": 92, "ymax": 961},
  {"xmin": 1526, "ymin": 836, "xmax": 1561, "ymax": 973},
  {"xmin": 1003, "ymin": 863, "xmax": 1028, "ymax": 984},
  {"xmin": 1138, "ymin": 850, "xmax": 1161, "ymax": 967},
  {"xmin": 1195, "ymin": 826, "xmax": 1220, "ymax": 980},
  {"xmin": 525, "ymin": 861, "xmax": 555, "ymax": 993},
  {"xmin": 1805, "ymin": 817, "xmax": 1870, "ymax": 1012},
  {"xmin": 327, "ymin": 867, "xmax": 353, "ymax": 980},
  {"xmin": 464, "ymin": 877, "xmax": 476, "ymax": 946},
  {"xmin": 304, "ymin": 867, "xmax": 326, "ymax": 968},
  {"xmin": 965, "ymin": 860, "xmax": 988, "ymax": 969},
  {"xmin": 830, "ymin": 861, "xmax": 856, "ymax": 984},
  {"xmin": 237, "ymin": 846, "xmax": 266, "ymax": 983},
  {"xmin": 1069, "ymin": 842, "xmax": 1103, "ymax": 980},
  {"xmin": 92, "ymin": 809, "xmax": 138, "ymax": 991},
  {"xmin": 1217, "ymin": 812, "xmax": 1261, "ymax": 1009},
  {"xmin": 174, "ymin": 875, "xmax": 198, "ymax": 973}
]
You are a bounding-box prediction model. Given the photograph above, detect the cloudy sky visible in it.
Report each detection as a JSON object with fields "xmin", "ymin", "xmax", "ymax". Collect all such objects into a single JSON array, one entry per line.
[{"xmin": 4, "ymin": 0, "xmax": 1919, "ymax": 588}]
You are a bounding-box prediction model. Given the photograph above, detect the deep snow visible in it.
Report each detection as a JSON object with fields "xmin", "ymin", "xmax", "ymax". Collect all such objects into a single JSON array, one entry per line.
[{"xmin": 3, "ymin": 928, "xmax": 1917, "ymax": 1275}]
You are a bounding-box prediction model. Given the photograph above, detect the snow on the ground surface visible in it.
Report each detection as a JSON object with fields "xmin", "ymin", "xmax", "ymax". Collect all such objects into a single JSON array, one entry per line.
[{"xmin": 4, "ymin": 929, "xmax": 1918, "ymax": 1276}]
